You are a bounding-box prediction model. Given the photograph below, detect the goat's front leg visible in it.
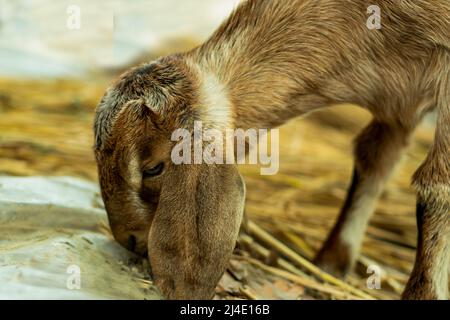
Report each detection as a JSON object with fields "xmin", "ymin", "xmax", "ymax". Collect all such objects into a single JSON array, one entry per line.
[{"xmin": 315, "ymin": 120, "xmax": 413, "ymax": 277}]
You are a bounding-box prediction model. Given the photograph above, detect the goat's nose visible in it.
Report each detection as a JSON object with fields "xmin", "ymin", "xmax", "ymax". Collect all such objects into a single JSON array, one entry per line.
[{"xmin": 127, "ymin": 235, "xmax": 137, "ymax": 252}]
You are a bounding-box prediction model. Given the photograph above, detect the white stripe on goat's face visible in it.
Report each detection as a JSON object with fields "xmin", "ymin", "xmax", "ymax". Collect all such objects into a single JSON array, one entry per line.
[{"xmin": 127, "ymin": 151, "xmax": 142, "ymax": 190}]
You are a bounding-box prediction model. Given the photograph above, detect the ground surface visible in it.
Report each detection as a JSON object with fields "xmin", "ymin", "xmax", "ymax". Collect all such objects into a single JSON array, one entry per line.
[
  {"xmin": 0, "ymin": 176, "xmax": 161, "ymax": 299},
  {"xmin": 0, "ymin": 77, "xmax": 439, "ymax": 299}
]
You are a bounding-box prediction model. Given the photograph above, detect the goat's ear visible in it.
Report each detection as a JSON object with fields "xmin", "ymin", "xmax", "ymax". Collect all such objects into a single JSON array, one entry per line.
[
  {"xmin": 130, "ymin": 99, "xmax": 161, "ymax": 125},
  {"xmin": 148, "ymin": 163, "xmax": 245, "ymax": 299}
]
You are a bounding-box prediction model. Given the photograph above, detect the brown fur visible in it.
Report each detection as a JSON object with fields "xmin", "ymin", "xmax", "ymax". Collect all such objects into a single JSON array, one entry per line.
[{"xmin": 94, "ymin": 0, "xmax": 450, "ymax": 299}]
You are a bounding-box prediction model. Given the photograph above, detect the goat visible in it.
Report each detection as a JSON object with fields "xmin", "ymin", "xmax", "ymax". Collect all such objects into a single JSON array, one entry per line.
[{"xmin": 93, "ymin": 0, "xmax": 450, "ymax": 299}]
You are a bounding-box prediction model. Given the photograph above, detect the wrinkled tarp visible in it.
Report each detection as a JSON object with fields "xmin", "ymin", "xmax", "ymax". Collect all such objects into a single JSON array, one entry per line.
[{"xmin": 0, "ymin": 176, "xmax": 161, "ymax": 299}]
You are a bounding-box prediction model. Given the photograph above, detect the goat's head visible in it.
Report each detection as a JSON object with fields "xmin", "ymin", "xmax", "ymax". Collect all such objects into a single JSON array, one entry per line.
[{"xmin": 93, "ymin": 55, "xmax": 245, "ymax": 299}]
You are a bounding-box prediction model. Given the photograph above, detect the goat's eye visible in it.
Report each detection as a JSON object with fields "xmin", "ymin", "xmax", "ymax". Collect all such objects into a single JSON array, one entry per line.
[{"xmin": 143, "ymin": 162, "xmax": 164, "ymax": 178}]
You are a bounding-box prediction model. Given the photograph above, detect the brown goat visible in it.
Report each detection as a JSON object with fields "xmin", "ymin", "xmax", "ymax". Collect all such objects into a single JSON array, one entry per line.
[{"xmin": 94, "ymin": 0, "xmax": 450, "ymax": 299}]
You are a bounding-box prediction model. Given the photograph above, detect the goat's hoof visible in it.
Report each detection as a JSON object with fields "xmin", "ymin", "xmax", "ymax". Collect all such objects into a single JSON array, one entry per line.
[
  {"xmin": 402, "ymin": 279, "xmax": 448, "ymax": 300},
  {"xmin": 314, "ymin": 245, "xmax": 353, "ymax": 279}
]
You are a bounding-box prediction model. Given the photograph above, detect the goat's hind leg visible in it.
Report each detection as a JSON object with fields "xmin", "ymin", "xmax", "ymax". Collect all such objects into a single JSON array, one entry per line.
[
  {"xmin": 315, "ymin": 120, "xmax": 413, "ymax": 277},
  {"xmin": 403, "ymin": 71, "xmax": 450, "ymax": 300}
]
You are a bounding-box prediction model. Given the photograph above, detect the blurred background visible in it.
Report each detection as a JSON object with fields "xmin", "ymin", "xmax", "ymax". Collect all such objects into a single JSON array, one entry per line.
[{"xmin": 0, "ymin": 0, "xmax": 440, "ymax": 299}]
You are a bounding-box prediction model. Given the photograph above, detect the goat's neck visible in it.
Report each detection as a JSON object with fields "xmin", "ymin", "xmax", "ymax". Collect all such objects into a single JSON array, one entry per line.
[{"xmin": 187, "ymin": 2, "xmax": 338, "ymax": 131}]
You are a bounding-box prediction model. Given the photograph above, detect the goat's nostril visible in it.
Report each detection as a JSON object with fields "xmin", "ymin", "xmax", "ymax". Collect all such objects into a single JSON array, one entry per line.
[{"xmin": 127, "ymin": 235, "xmax": 137, "ymax": 252}]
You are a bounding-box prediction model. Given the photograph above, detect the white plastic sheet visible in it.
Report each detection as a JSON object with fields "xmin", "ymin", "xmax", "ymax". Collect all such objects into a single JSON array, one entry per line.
[{"xmin": 0, "ymin": 176, "xmax": 160, "ymax": 299}]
